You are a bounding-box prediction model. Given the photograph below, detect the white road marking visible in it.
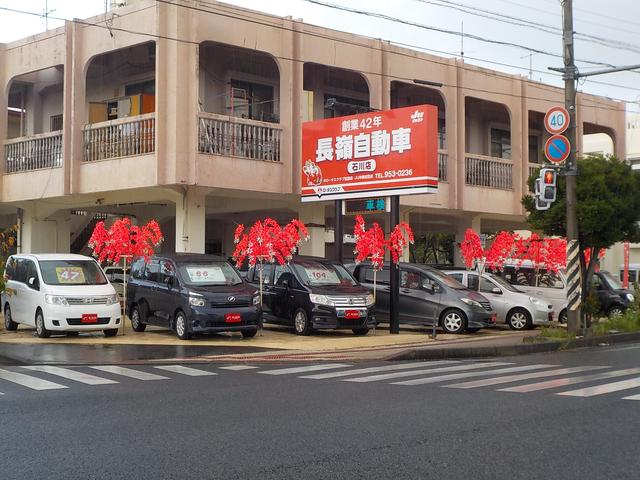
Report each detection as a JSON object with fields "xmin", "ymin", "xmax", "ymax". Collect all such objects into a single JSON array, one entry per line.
[
  {"xmin": 0, "ymin": 368, "xmax": 68, "ymax": 390},
  {"xmin": 392, "ymin": 364, "xmax": 557, "ymax": 386},
  {"xmin": 258, "ymin": 364, "xmax": 352, "ymax": 376},
  {"xmin": 499, "ymin": 368, "xmax": 640, "ymax": 393},
  {"xmin": 300, "ymin": 361, "xmax": 460, "ymax": 380},
  {"xmin": 622, "ymin": 393, "xmax": 640, "ymax": 400},
  {"xmin": 154, "ymin": 365, "xmax": 217, "ymax": 376},
  {"xmin": 90, "ymin": 366, "xmax": 169, "ymax": 381},
  {"xmin": 445, "ymin": 366, "xmax": 607, "ymax": 389},
  {"xmin": 557, "ymin": 377, "xmax": 640, "ymax": 397},
  {"xmin": 22, "ymin": 366, "xmax": 118, "ymax": 385},
  {"xmin": 219, "ymin": 365, "xmax": 259, "ymax": 371},
  {"xmin": 344, "ymin": 362, "xmax": 513, "ymax": 383}
]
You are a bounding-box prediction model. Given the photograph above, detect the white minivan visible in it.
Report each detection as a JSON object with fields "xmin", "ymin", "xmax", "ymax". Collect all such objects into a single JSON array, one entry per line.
[{"xmin": 2, "ymin": 254, "xmax": 121, "ymax": 337}]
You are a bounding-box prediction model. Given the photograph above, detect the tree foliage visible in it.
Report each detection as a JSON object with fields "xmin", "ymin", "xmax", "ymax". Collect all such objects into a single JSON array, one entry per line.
[{"xmin": 522, "ymin": 155, "xmax": 640, "ymax": 299}]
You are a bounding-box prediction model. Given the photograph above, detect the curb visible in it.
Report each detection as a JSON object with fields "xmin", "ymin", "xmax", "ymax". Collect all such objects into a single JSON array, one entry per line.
[{"xmin": 387, "ymin": 331, "xmax": 640, "ymax": 361}]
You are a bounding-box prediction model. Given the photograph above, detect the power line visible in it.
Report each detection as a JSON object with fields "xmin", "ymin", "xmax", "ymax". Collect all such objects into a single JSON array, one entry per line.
[{"xmin": 0, "ymin": 3, "xmax": 636, "ymax": 113}]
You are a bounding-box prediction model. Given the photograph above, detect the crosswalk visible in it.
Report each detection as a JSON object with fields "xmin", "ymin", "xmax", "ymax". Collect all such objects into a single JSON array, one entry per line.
[{"xmin": 1, "ymin": 360, "xmax": 640, "ymax": 402}]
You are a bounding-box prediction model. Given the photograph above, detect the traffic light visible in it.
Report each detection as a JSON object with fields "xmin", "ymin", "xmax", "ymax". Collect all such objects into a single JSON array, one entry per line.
[
  {"xmin": 540, "ymin": 168, "xmax": 557, "ymax": 203},
  {"xmin": 534, "ymin": 178, "xmax": 550, "ymax": 211}
]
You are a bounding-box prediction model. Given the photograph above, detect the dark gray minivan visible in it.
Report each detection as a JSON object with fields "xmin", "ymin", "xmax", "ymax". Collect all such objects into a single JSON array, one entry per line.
[
  {"xmin": 126, "ymin": 254, "xmax": 262, "ymax": 340},
  {"xmin": 352, "ymin": 263, "xmax": 497, "ymax": 333}
]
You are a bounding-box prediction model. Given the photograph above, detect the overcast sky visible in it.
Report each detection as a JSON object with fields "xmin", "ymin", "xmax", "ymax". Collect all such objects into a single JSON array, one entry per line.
[{"xmin": 2, "ymin": 0, "xmax": 640, "ymax": 113}]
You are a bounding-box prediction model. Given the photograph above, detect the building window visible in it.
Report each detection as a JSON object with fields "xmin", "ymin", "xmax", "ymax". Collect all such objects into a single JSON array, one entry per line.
[
  {"xmin": 491, "ymin": 128, "xmax": 511, "ymax": 159},
  {"xmin": 438, "ymin": 117, "xmax": 446, "ymax": 149},
  {"xmin": 529, "ymin": 135, "xmax": 540, "ymax": 163},
  {"xmin": 50, "ymin": 114, "xmax": 63, "ymax": 132},
  {"xmin": 229, "ymin": 79, "xmax": 277, "ymax": 123},
  {"xmin": 125, "ymin": 79, "xmax": 155, "ymax": 96}
]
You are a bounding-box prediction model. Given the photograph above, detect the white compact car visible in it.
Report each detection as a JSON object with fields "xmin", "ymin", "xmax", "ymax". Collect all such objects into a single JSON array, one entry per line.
[
  {"xmin": 445, "ymin": 270, "xmax": 553, "ymax": 330},
  {"xmin": 2, "ymin": 254, "xmax": 121, "ymax": 337}
]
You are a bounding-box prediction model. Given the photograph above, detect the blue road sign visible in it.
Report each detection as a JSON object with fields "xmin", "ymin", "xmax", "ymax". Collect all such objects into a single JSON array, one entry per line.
[{"xmin": 544, "ymin": 134, "xmax": 570, "ymax": 164}]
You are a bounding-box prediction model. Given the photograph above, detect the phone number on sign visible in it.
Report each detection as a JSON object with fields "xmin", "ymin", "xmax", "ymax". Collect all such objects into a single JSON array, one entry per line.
[{"xmin": 374, "ymin": 169, "xmax": 413, "ymax": 179}]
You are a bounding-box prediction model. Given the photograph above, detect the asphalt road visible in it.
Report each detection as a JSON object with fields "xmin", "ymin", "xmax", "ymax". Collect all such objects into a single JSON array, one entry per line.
[{"xmin": 1, "ymin": 343, "xmax": 640, "ymax": 480}]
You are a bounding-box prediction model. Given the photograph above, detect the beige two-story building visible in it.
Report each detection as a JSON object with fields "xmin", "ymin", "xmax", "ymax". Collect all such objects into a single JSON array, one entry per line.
[{"xmin": 0, "ymin": 0, "xmax": 625, "ymax": 260}]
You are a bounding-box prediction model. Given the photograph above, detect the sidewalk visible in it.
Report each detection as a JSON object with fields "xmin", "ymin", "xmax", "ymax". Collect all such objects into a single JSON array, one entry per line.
[{"xmin": 0, "ymin": 320, "xmax": 539, "ymax": 364}]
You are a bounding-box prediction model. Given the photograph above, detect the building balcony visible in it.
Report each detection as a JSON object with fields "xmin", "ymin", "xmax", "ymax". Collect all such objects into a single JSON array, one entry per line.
[
  {"xmin": 464, "ymin": 154, "xmax": 513, "ymax": 190},
  {"xmin": 198, "ymin": 112, "xmax": 282, "ymax": 162},
  {"xmin": 83, "ymin": 113, "xmax": 156, "ymax": 162},
  {"xmin": 4, "ymin": 131, "xmax": 63, "ymax": 173}
]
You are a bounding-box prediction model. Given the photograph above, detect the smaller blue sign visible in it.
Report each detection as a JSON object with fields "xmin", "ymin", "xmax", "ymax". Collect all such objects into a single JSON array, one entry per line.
[{"xmin": 544, "ymin": 135, "xmax": 570, "ymax": 164}]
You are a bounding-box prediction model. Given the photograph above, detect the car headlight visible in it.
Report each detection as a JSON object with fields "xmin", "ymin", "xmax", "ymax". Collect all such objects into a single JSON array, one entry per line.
[
  {"xmin": 106, "ymin": 294, "xmax": 119, "ymax": 305},
  {"xmin": 365, "ymin": 293, "xmax": 375, "ymax": 306},
  {"xmin": 461, "ymin": 297, "xmax": 483, "ymax": 309},
  {"xmin": 309, "ymin": 294, "xmax": 334, "ymax": 306},
  {"xmin": 45, "ymin": 295, "xmax": 69, "ymax": 307},
  {"xmin": 188, "ymin": 295, "xmax": 206, "ymax": 307},
  {"xmin": 529, "ymin": 296, "xmax": 542, "ymax": 305},
  {"xmin": 252, "ymin": 293, "xmax": 261, "ymax": 306},
  {"xmin": 626, "ymin": 293, "xmax": 634, "ymax": 302}
]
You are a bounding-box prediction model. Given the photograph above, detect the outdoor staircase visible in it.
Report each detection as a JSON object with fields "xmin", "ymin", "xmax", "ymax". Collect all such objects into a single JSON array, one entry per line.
[{"xmin": 70, "ymin": 212, "xmax": 109, "ymax": 254}]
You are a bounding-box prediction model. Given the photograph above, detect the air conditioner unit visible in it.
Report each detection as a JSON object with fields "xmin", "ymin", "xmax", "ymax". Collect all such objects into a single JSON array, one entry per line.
[{"xmin": 109, "ymin": 0, "xmax": 128, "ymax": 9}]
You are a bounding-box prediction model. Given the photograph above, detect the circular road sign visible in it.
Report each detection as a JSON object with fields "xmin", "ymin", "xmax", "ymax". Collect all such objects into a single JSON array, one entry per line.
[
  {"xmin": 544, "ymin": 106, "xmax": 570, "ymax": 134},
  {"xmin": 544, "ymin": 134, "xmax": 571, "ymax": 164}
]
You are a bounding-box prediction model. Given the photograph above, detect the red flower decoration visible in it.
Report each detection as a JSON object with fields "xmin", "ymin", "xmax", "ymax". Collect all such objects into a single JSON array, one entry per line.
[
  {"xmin": 459, "ymin": 228, "xmax": 484, "ymax": 269},
  {"xmin": 387, "ymin": 222, "xmax": 414, "ymax": 264},
  {"xmin": 88, "ymin": 218, "xmax": 163, "ymax": 264},
  {"xmin": 353, "ymin": 215, "xmax": 386, "ymax": 270}
]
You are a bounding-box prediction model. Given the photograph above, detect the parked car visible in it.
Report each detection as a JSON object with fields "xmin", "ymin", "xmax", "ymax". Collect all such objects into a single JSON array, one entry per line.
[
  {"xmin": 2, "ymin": 254, "xmax": 121, "ymax": 337},
  {"xmin": 494, "ymin": 262, "xmax": 569, "ymax": 323},
  {"xmin": 352, "ymin": 262, "xmax": 497, "ymax": 334},
  {"xmin": 246, "ymin": 256, "xmax": 376, "ymax": 335},
  {"xmin": 444, "ymin": 270, "xmax": 553, "ymax": 330},
  {"xmin": 592, "ymin": 270, "xmax": 635, "ymax": 317},
  {"xmin": 103, "ymin": 265, "xmax": 130, "ymax": 311},
  {"xmin": 126, "ymin": 254, "xmax": 262, "ymax": 340}
]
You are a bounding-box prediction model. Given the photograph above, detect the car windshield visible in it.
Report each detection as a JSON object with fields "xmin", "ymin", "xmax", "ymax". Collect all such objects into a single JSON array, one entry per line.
[
  {"xmin": 487, "ymin": 273, "xmax": 520, "ymax": 292},
  {"xmin": 292, "ymin": 261, "xmax": 357, "ymax": 286},
  {"xmin": 601, "ymin": 271, "xmax": 624, "ymax": 290},
  {"xmin": 177, "ymin": 262, "xmax": 243, "ymax": 286},
  {"xmin": 39, "ymin": 260, "xmax": 108, "ymax": 286},
  {"xmin": 427, "ymin": 268, "xmax": 467, "ymax": 290}
]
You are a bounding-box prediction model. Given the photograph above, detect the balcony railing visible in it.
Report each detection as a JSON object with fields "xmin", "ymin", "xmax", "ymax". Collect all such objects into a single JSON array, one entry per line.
[
  {"xmin": 438, "ymin": 150, "xmax": 448, "ymax": 182},
  {"xmin": 4, "ymin": 131, "xmax": 63, "ymax": 173},
  {"xmin": 528, "ymin": 163, "xmax": 540, "ymax": 180},
  {"xmin": 83, "ymin": 113, "xmax": 155, "ymax": 162},
  {"xmin": 198, "ymin": 113, "xmax": 282, "ymax": 162},
  {"xmin": 465, "ymin": 154, "xmax": 513, "ymax": 190}
]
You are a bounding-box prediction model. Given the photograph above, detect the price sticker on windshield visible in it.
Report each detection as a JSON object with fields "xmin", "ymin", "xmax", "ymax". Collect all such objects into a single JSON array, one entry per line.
[{"xmin": 55, "ymin": 267, "xmax": 86, "ymax": 284}]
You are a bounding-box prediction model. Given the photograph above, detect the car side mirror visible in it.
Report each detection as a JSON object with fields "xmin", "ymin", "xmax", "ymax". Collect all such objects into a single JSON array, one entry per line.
[
  {"xmin": 164, "ymin": 276, "xmax": 176, "ymax": 288},
  {"xmin": 422, "ymin": 283, "xmax": 435, "ymax": 294},
  {"xmin": 282, "ymin": 279, "xmax": 290, "ymax": 289},
  {"xmin": 491, "ymin": 287, "xmax": 502, "ymax": 294},
  {"xmin": 28, "ymin": 277, "xmax": 39, "ymax": 290}
]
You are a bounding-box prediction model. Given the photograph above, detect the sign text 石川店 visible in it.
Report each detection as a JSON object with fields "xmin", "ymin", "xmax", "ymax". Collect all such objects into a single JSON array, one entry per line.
[{"xmin": 301, "ymin": 105, "xmax": 439, "ymax": 201}]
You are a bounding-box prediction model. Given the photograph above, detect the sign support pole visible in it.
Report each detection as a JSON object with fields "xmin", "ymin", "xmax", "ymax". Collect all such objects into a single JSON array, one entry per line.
[
  {"xmin": 334, "ymin": 199, "xmax": 343, "ymax": 263},
  {"xmin": 389, "ymin": 195, "xmax": 400, "ymax": 334}
]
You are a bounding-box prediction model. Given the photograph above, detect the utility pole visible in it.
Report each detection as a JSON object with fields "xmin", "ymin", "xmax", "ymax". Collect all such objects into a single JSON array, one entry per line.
[
  {"xmin": 551, "ymin": 0, "xmax": 640, "ymax": 334},
  {"xmin": 562, "ymin": 0, "xmax": 581, "ymax": 334}
]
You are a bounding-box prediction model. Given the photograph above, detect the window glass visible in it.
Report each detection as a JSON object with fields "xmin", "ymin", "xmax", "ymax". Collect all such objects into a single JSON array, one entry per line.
[
  {"xmin": 448, "ymin": 273, "xmax": 464, "ymax": 283},
  {"xmin": 503, "ymin": 266, "xmax": 536, "ymax": 286},
  {"xmin": 178, "ymin": 262, "xmax": 242, "ymax": 286},
  {"xmin": 600, "ymin": 271, "xmax": 623, "ymax": 290},
  {"xmin": 362, "ymin": 267, "xmax": 390, "ymax": 285},
  {"xmin": 274, "ymin": 265, "xmax": 289, "ymax": 285},
  {"xmin": 5, "ymin": 257, "xmax": 16, "ymax": 280},
  {"xmin": 252, "ymin": 264, "xmax": 275, "ymax": 285},
  {"xmin": 131, "ymin": 258, "xmax": 145, "ymax": 279},
  {"xmin": 39, "ymin": 260, "xmax": 107, "ymax": 286},
  {"xmin": 14, "ymin": 258, "xmax": 28, "ymax": 283},
  {"xmin": 25, "ymin": 260, "xmax": 39, "ymax": 283},
  {"xmin": 630, "ymin": 271, "xmax": 638, "ymax": 283},
  {"xmin": 538, "ymin": 270, "xmax": 564, "ymax": 289},
  {"xmin": 144, "ymin": 260, "xmax": 160, "ymax": 283},
  {"xmin": 400, "ymin": 270, "xmax": 422, "ymax": 289},
  {"xmin": 491, "ymin": 128, "xmax": 511, "ymax": 159}
]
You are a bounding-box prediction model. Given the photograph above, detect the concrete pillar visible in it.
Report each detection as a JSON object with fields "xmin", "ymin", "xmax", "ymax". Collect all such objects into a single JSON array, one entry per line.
[
  {"xmin": 20, "ymin": 209, "xmax": 70, "ymax": 254},
  {"xmin": 454, "ymin": 215, "xmax": 481, "ymax": 267},
  {"xmin": 175, "ymin": 187, "xmax": 206, "ymax": 254},
  {"xmin": 298, "ymin": 203, "xmax": 326, "ymax": 257}
]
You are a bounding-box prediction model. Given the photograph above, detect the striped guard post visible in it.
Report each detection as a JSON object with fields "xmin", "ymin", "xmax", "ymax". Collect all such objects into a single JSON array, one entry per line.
[{"xmin": 566, "ymin": 240, "xmax": 582, "ymax": 311}]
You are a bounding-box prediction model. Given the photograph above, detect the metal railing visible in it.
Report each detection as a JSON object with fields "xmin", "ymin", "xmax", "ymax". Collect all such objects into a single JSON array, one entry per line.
[
  {"xmin": 198, "ymin": 112, "xmax": 282, "ymax": 162},
  {"xmin": 438, "ymin": 150, "xmax": 448, "ymax": 182},
  {"xmin": 4, "ymin": 131, "xmax": 63, "ymax": 173},
  {"xmin": 528, "ymin": 163, "xmax": 540, "ymax": 180},
  {"xmin": 465, "ymin": 154, "xmax": 513, "ymax": 190},
  {"xmin": 83, "ymin": 113, "xmax": 155, "ymax": 162}
]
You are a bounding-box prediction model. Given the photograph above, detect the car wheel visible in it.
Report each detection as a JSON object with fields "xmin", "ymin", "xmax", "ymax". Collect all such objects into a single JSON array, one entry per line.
[
  {"xmin": 440, "ymin": 309, "xmax": 467, "ymax": 334},
  {"xmin": 607, "ymin": 305, "xmax": 625, "ymax": 318},
  {"xmin": 175, "ymin": 311, "xmax": 191, "ymax": 340},
  {"xmin": 352, "ymin": 327, "xmax": 369, "ymax": 336},
  {"xmin": 241, "ymin": 329, "xmax": 257, "ymax": 339},
  {"xmin": 130, "ymin": 305, "xmax": 147, "ymax": 332},
  {"xmin": 507, "ymin": 308, "xmax": 533, "ymax": 331},
  {"xmin": 35, "ymin": 310, "xmax": 51, "ymax": 338},
  {"xmin": 293, "ymin": 308, "xmax": 312, "ymax": 336},
  {"xmin": 103, "ymin": 329, "xmax": 118, "ymax": 337},
  {"xmin": 559, "ymin": 309, "xmax": 567, "ymax": 324},
  {"xmin": 4, "ymin": 305, "xmax": 18, "ymax": 331}
]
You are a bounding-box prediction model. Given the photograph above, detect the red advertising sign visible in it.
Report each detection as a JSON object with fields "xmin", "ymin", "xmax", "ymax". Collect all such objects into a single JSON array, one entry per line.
[{"xmin": 301, "ymin": 105, "xmax": 439, "ymax": 201}]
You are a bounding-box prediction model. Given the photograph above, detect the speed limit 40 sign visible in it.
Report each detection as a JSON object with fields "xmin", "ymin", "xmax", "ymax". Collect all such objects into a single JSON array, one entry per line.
[{"xmin": 544, "ymin": 106, "xmax": 570, "ymax": 135}]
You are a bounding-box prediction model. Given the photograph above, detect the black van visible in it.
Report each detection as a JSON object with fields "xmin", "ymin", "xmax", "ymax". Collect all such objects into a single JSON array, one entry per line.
[
  {"xmin": 126, "ymin": 254, "xmax": 262, "ymax": 340},
  {"xmin": 246, "ymin": 256, "xmax": 376, "ymax": 335}
]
